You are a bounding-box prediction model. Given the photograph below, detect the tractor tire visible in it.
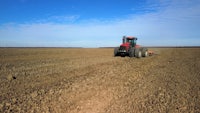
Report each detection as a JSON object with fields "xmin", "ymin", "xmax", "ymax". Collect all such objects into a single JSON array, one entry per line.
[
  {"xmin": 129, "ymin": 47, "xmax": 135, "ymax": 57},
  {"xmin": 135, "ymin": 48, "xmax": 142, "ymax": 58},
  {"xmin": 142, "ymin": 48, "xmax": 148, "ymax": 57},
  {"xmin": 114, "ymin": 47, "xmax": 119, "ymax": 57}
]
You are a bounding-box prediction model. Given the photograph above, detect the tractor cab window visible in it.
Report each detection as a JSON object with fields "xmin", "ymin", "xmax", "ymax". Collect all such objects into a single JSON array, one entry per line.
[
  {"xmin": 127, "ymin": 39, "xmax": 136, "ymax": 47},
  {"xmin": 127, "ymin": 39, "xmax": 133, "ymax": 43},
  {"xmin": 127, "ymin": 39, "xmax": 132, "ymax": 43}
]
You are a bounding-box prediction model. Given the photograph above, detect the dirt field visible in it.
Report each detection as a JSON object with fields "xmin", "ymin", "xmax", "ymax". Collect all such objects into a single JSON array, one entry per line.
[{"xmin": 0, "ymin": 48, "xmax": 199, "ymax": 113}]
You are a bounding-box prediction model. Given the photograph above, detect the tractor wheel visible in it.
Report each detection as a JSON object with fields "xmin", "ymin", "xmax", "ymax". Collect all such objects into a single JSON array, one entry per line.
[
  {"xmin": 135, "ymin": 48, "xmax": 142, "ymax": 58},
  {"xmin": 129, "ymin": 48, "xmax": 135, "ymax": 57},
  {"xmin": 142, "ymin": 48, "xmax": 148, "ymax": 57},
  {"xmin": 114, "ymin": 47, "xmax": 119, "ymax": 57}
]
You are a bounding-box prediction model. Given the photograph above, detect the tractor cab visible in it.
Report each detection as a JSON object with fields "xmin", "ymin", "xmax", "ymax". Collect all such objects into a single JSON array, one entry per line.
[
  {"xmin": 122, "ymin": 36, "xmax": 137, "ymax": 47},
  {"xmin": 114, "ymin": 35, "xmax": 151, "ymax": 58}
]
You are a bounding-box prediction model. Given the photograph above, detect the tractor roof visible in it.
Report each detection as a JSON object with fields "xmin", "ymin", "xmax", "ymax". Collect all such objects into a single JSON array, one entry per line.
[{"xmin": 126, "ymin": 36, "xmax": 137, "ymax": 39}]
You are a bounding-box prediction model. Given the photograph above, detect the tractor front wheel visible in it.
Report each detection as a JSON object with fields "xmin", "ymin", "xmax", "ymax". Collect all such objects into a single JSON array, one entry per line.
[
  {"xmin": 114, "ymin": 47, "xmax": 119, "ymax": 57},
  {"xmin": 129, "ymin": 48, "xmax": 135, "ymax": 57}
]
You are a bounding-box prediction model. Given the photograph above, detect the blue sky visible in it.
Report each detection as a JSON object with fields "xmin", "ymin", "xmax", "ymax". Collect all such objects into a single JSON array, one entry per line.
[{"xmin": 0, "ymin": 0, "xmax": 200, "ymax": 47}]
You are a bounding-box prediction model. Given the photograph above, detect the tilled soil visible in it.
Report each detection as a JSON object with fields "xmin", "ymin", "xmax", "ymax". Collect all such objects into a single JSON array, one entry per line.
[{"xmin": 0, "ymin": 48, "xmax": 199, "ymax": 113}]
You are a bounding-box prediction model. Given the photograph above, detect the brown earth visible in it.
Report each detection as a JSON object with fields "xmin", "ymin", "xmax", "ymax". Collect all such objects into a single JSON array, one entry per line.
[{"xmin": 0, "ymin": 48, "xmax": 199, "ymax": 113}]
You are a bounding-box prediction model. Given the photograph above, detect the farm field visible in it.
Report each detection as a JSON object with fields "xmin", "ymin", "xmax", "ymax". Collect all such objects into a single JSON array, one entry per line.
[{"xmin": 0, "ymin": 48, "xmax": 199, "ymax": 113}]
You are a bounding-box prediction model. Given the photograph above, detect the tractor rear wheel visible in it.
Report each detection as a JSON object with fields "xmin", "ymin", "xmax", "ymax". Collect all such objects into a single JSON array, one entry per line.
[
  {"xmin": 114, "ymin": 47, "xmax": 119, "ymax": 57},
  {"xmin": 142, "ymin": 48, "xmax": 148, "ymax": 57},
  {"xmin": 135, "ymin": 48, "xmax": 142, "ymax": 58}
]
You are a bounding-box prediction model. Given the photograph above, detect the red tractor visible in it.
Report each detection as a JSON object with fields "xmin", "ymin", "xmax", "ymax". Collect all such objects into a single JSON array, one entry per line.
[{"xmin": 114, "ymin": 36, "xmax": 150, "ymax": 58}]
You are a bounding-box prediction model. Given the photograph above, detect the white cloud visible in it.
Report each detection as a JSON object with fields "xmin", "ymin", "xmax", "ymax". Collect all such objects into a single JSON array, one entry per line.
[{"xmin": 0, "ymin": 0, "xmax": 200, "ymax": 47}]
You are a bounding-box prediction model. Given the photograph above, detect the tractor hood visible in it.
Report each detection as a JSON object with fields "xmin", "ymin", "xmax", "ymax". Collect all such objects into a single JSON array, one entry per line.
[
  {"xmin": 120, "ymin": 42, "xmax": 130, "ymax": 47},
  {"xmin": 120, "ymin": 42, "xmax": 141, "ymax": 48}
]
